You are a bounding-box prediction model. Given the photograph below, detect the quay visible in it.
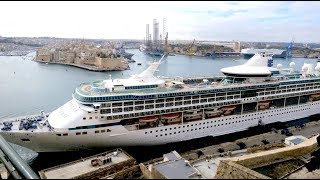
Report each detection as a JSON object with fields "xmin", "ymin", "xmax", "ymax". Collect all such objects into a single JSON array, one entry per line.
[
  {"xmin": 206, "ymin": 52, "xmax": 241, "ymax": 58},
  {"xmin": 32, "ymin": 59, "xmax": 130, "ymax": 72},
  {"xmin": 38, "ymin": 148, "xmax": 136, "ymax": 179}
]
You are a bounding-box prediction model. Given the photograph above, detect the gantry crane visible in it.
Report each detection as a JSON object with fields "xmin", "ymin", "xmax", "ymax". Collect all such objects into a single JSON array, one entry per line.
[{"xmin": 163, "ymin": 32, "xmax": 169, "ymax": 55}]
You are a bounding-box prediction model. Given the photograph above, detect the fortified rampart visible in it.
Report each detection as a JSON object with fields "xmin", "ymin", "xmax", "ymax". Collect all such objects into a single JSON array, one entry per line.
[{"xmin": 215, "ymin": 135, "xmax": 319, "ymax": 179}]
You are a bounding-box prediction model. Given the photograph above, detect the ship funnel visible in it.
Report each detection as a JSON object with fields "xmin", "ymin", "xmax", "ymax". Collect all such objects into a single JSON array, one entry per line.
[{"xmin": 220, "ymin": 53, "xmax": 273, "ymax": 77}]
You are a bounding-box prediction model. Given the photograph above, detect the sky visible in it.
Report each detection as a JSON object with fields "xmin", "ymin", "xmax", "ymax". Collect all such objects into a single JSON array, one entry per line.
[{"xmin": 1, "ymin": 1, "xmax": 320, "ymax": 43}]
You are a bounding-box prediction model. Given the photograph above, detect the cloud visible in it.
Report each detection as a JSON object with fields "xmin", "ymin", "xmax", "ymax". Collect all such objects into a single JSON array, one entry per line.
[{"xmin": 0, "ymin": 1, "xmax": 319, "ymax": 42}]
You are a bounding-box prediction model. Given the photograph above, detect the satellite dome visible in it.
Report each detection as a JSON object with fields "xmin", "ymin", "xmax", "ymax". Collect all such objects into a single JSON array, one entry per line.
[
  {"xmin": 276, "ymin": 64, "xmax": 283, "ymax": 69},
  {"xmin": 289, "ymin": 62, "xmax": 295, "ymax": 67}
]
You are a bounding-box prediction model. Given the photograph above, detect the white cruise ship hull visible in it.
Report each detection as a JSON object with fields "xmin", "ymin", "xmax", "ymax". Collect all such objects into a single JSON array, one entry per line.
[{"xmin": 2, "ymin": 101, "xmax": 320, "ymax": 152}]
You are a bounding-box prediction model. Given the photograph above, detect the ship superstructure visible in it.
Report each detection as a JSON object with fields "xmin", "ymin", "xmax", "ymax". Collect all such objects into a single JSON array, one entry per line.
[
  {"xmin": 2, "ymin": 53, "xmax": 320, "ymax": 152},
  {"xmin": 241, "ymin": 48, "xmax": 287, "ymax": 59}
]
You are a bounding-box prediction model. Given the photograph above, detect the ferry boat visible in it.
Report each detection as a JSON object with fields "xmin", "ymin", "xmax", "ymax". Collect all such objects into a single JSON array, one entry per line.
[{"xmin": 2, "ymin": 52, "xmax": 320, "ymax": 152}]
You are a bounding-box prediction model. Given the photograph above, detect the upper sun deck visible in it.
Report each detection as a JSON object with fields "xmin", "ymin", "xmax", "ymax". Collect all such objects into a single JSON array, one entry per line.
[
  {"xmin": 73, "ymin": 53, "xmax": 320, "ymax": 103},
  {"xmin": 73, "ymin": 71, "xmax": 320, "ymax": 103}
]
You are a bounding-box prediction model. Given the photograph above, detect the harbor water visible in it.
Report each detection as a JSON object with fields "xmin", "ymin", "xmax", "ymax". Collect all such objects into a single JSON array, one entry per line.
[
  {"xmin": 0, "ymin": 49, "xmax": 318, "ymax": 120},
  {"xmin": 0, "ymin": 49, "xmax": 319, "ymax": 172}
]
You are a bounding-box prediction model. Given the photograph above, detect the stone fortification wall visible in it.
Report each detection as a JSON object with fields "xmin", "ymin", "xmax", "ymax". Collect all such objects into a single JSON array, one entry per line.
[
  {"xmin": 234, "ymin": 135, "xmax": 318, "ymax": 169},
  {"xmin": 215, "ymin": 160, "xmax": 270, "ymax": 179},
  {"xmin": 95, "ymin": 57, "xmax": 129, "ymax": 70},
  {"xmin": 215, "ymin": 135, "xmax": 319, "ymax": 179}
]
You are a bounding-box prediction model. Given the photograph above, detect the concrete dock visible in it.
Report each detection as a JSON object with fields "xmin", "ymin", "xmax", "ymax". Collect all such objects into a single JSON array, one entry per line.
[{"xmin": 38, "ymin": 148, "xmax": 136, "ymax": 179}]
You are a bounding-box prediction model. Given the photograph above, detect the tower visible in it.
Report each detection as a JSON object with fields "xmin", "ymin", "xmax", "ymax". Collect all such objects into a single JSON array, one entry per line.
[
  {"xmin": 163, "ymin": 18, "xmax": 167, "ymax": 41},
  {"xmin": 153, "ymin": 19, "xmax": 159, "ymax": 50},
  {"xmin": 146, "ymin": 24, "xmax": 150, "ymax": 48}
]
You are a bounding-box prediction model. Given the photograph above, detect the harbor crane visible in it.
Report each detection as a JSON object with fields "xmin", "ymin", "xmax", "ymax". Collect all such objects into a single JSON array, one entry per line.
[
  {"xmin": 163, "ymin": 32, "xmax": 169, "ymax": 55},
  {"xmin": 187, "ymin": 39, "xmax": 196, "ymax": 56}
]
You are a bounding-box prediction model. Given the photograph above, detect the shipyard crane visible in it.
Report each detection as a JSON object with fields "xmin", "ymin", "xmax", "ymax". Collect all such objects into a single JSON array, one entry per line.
[
  {"xmin": 187, "ymin": 39, "xmax": 196, "ymax": 56},
  {"xmin": 286, "ymin": 37, "xmax": 294, "ymax": 58},
  {"xmin": 163, "ymin": 32, "xmax": 169, "ymax": 55}
]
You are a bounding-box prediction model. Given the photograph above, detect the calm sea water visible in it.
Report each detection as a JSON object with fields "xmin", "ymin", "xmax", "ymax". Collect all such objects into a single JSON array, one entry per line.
[
  {"xmin": 1, "ymin": 49, "xmax": 319, "ymax": 172},
  {"xmin": 0, "ymin": 49, "xmax": 318, "ymax": 120}
]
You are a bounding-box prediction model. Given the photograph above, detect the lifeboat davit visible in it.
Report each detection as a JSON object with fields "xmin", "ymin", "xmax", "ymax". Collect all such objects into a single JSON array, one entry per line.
[
  {"xmin": 162, "ymin": 113, "xmax": 180, "ymax": 119},
  {"xmin": 139, "ymin": 116, "xmax": 158, "ymax": 122}
]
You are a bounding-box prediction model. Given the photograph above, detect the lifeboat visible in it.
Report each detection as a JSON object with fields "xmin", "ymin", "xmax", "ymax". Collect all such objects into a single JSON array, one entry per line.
[
  {"xmin": 161, "ymin": 113, "xmax": 181, "ymax": 125},
  {"xmin": 258, "ymin": 101, "xmax": 270, "ymax": 105},
  {"xmin": 310, "ymin": 93, "xmax": 320, "ymax": 101},
  {"xmin": 222, "ymin": 106, "xmax": 236, "ymax": 110},
  {"xmin": 258, "ymin": 101, "xmax": 270, "ymax": 110},
  {"xmin": 162, "ymin": 113, "xmax": 180, "ymax": 119},
  {"xmin": 183, "ymin": 111, "xmax": 202, "ymax": 121},
  {"xmin": 204, "ymin": 108, "xmax": 223, "ymax": 118},
  {"xmin": 139, "ymin": 116, "xmax": 159, "ymax": 122}
]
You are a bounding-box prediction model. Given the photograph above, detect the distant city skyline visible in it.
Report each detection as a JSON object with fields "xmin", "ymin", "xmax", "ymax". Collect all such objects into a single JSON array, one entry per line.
[{"xmin": 1, "ymin": 1, "xmax": 320, "ymax": 43}]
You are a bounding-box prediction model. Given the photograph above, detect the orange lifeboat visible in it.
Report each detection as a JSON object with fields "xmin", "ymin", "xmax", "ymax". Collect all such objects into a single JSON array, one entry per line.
[
  {"xmin": 311, "ymin": 93, "xmax": 320, "ymax": 101},
  {"xmin": 162, "ymin": 113, "xmax": 180, "ymax": 119},
  {"xmin": 222, "ymin": 105, "xmax": 236, "ymax": 110},
  {"xmin": 139, "ymin": 116, "xmax": 159, "ymax": 122},
  {"xmin": 258, "ymin": 101, "xmax": 270, "ymax": 105}
]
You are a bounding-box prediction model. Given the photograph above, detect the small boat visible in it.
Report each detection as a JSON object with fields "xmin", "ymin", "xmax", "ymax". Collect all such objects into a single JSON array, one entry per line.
[
  {"xmin": 162, "ymin": 113, "xmax": 180, "ymax": 119},
  {"xmin": 258, "ymin": 101, "xmax": 270, "ymax": 110},
  {"xmin": 221, "ymin": 106, "xmax": 236, "ymax": 115},
  {"xmin": 204, "ymin": 108, "xmax": 223, "ymax": 118},
  {"xmin": 258, "ymin": 101, "xmax": 270, "ymax": 105},
  {"xmin": 161, "ymin": 113, "xmax": 181, "ymax": 124},
  {"xmin": 184, "ymin": 111, "xmax": 202, "ymax": 121},
  {"xmin": 310, "ymin": 93, "xmax": 320, "ymax": 101},
  {"xmin": 139, "ymin": 116, "xmax": 158, "ymax": 122},
  {"xmin": 222, "ymin": 106, "xmax": 236, "ymax": 111},
  {"xmin": 139, "ymin": 116, "xmax": 159, "ymax": 127}
]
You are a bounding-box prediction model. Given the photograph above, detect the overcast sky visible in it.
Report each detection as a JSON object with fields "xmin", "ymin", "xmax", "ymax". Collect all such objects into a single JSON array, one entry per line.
[{"xmin": 1, "ymin": 1, "xmax": 320, "ymax": 43}]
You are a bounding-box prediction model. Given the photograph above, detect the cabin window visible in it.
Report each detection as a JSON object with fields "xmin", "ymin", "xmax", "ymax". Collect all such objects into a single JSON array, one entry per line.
[
  {"xmin": 82, "ymin": 132, "xmax": 87, "ymax": 135},
  {"xmin": 56, "ymin": 134, "xmax": 61, "ymax": 136},
  {"xmin": 63, "ymin": 133, "xmax": 68, "ymax": 136},
  {"xmin": 101, "ymin": 130, "xmax": 106, "ymax": 133},
  {"xmin": 21, "ymin": 138, "xmax": 30, "ymax": 142},
  {"xmin": 76, "ymin": 132, "xmax": 81, "ymax": 135},
  {"xmin": 89, "ymin": 117, "xmax": 92, "ymax": 119},
  {"xmin": 83, "ymin": 117, "xmax": 86, "ymax": 120},
  {"xmin": 95, "ymin": 130, "xmax": 99, "ymax": 133}
]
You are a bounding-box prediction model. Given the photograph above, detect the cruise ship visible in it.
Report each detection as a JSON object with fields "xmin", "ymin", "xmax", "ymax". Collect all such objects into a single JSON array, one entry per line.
[
  {"xmin": 2, "ymin": 53, "xmax": 320, "ymax": 152},
  {"xmin": 241, "ymin": 48, "xmax": 287, "ymax": 59}
]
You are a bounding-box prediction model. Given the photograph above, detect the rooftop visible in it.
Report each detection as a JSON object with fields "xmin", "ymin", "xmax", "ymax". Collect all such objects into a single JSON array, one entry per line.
[
  {"xmin": 38, "ymin": 148, "xmax": 134, "ymax": 179},
  {"xmin": 154, "ymin": 158, "xmax": 201, "ymax": 179}
]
